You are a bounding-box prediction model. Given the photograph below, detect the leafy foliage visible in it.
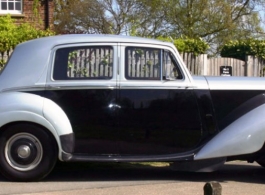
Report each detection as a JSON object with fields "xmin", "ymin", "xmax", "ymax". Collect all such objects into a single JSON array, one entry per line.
[
  {"xmin": 157, "ymin": 37, "xmax": 209, "ymax": 55},
  {"xmin": 0, "ymin": 15, "xmax": 55, "ymax": 68},
  {"xmin": 221, "ymin": 39, "xmax": 265, "ymax": 60},
  {"xmin": 54, "ymin": 0, "xmax": 265, "ymax": 55},
  {"xmin": 0, "ymin": 15, "xmax": 55, "ymax": 52}
]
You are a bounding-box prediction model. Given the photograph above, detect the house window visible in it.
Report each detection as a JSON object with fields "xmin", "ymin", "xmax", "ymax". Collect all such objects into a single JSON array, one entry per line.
[{"xmin": 0, "ymin": 0, "xmax": 22, "ymax": 14}]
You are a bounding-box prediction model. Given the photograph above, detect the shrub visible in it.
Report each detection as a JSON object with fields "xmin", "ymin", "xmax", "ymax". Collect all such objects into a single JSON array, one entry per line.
[
  {"xmin": 0, "ymin": 15, "xmax": 55, "ymax": 69},
  {"xmin": 221, "ymin": 39, "xmax": 265, "ymax": 60},
  {"xmin": 156, "ymin": 36, "xmax": 209, "ymax": 55}
]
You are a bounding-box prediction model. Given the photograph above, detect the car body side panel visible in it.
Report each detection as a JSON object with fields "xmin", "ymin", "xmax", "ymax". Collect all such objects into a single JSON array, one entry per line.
[
  {"xmin": 210, "ymin": 90, "xmax": 264, "ymax": 128},
  {"xmin": 193, "ymin": 77, "xmax": 265, "ymax": 160},
  {"xmin": 44, "ymin": 88, "xmax": 119, "ymax": 155},
  {"xmin": 118, "ymin": 88, "xmax": 202, "ymax": 155}
]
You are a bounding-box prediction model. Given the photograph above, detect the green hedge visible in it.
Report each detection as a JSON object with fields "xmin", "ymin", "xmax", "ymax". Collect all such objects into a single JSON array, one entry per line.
[
  {"xmin": 156, "ymin": 36, "xmax": 209, "ymax": 55},
  {"xmin": 0, "ymin": 15, "xmax": 55, "ymax": 67},
  {"xmin": 221, "ymin": 39, "xmax": 265, "ymax": 60}
]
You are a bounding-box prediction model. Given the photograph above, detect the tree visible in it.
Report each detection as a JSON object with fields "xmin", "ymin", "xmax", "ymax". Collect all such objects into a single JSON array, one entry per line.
[
  {"xmin": 125, "ymin": 0, "xmax": 169, "ymax": 37},
  {"xmin": 134, "ymin": 0, "xmax": 264, "ymax": 54},
  {"xmin": 54, "ymin": 0, "xmax": 111, "ymax": 34},
  {"xmin": 54, "ymin": 0, "xmax": 137, "ymax": 34},
  {"xmin": 54, "ymin": 0, "xmax": 265, "ymax": 54},
  {"xmin": 98, "ymin": 0, "xmax": 137, "ymax": 34}
]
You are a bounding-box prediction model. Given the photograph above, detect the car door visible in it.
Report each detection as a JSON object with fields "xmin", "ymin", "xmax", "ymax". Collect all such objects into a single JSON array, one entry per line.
[
  {"xmin": 117, "ymin": 44, "xmax": 202, "ymax": 155},
  {"xmin": 45, "ymin": 43, "xmax": 120, "ymax": 155}
]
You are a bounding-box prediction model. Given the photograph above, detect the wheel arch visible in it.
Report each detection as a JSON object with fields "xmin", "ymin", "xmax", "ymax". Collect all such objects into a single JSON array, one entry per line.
[{"xmin": 0, "ymin": 92, "xmax": 74, "ymax": 161}]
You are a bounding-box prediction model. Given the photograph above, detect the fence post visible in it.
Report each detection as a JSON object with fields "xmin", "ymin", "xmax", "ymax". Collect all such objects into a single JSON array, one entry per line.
[
  {"xmin": 245, "ymin": 55, "xmax": 253, "ymax": 77},
  {"xmin": 204, "ymin": 182, "xmax": 222, "ymax": 195},
  {"xmin": 201, "ymin": 54, "xmax": 208, "ymax": 75}
]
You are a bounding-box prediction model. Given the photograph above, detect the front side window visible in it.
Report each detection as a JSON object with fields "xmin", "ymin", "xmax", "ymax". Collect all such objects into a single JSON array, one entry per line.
[
  {"xmin": 0, "ymin": 0, "xmax": 22, "ymax": 14},
  {"xmin": 163, "ymin": 50, "xmax": 183, "ymax": 80},
  {"xmin": 125, "ymin": 47, "xmax": 183, "ymax": 80},
  {"xmin": 53, "ymin": 46, "xmax": 113, "ymax": 80}
]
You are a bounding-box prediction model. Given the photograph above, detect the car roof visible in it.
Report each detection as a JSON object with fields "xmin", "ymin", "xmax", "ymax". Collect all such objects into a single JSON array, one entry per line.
[
  {"xmin": 20, "ymin": 34, "xmax": 173, "ymax": 48},
  {"xmin": 0, "ymin": 34, "xmax": 173, "ymax": 92}
]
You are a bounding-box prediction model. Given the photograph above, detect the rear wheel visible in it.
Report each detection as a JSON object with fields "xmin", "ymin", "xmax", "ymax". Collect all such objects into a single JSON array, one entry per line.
[{"xmin": 0, "ymin": 123, "xmax": 58, "ymax": 181}]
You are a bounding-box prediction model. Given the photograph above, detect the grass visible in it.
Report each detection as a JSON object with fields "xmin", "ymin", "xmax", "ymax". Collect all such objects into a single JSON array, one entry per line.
[{"xmin": 54, "ymin": 161, "xmax": 170, "ymax": 171}]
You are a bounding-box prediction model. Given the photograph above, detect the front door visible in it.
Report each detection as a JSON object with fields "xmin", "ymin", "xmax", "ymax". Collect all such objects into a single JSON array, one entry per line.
[{"xmin": 118, "ymin": 45, "xmax": 202, "ymax": 155}]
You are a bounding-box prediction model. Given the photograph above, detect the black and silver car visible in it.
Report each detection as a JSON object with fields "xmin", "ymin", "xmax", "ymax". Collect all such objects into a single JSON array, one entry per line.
[{"xmin": 0, "ymin": 34, "xmax": 265, "ymax": 181}]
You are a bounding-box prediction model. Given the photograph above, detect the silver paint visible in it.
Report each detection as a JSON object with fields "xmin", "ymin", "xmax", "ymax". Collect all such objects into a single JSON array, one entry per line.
[
  {"xmin": 195, "ymin": 103, "xmax": 265, "ymax": 160},
  {"xmin": 205, "ymin": 76, "xmax": 265, "ymax": 90},
  {"xmin": 0, "ymin": 92, "xmax": 72, "ymax": 160}
]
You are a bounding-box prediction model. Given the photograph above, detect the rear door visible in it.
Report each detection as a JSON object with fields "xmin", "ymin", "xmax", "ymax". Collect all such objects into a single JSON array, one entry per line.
[{"xmin": 46, "ymin": 43, "xmax": 119, "ymax": 155}]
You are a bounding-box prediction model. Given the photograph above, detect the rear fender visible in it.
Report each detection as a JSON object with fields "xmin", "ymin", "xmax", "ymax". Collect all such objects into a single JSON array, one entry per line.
[{"xmin": 0, "ymin": 92, "xmax": 73, "ymax": 160}]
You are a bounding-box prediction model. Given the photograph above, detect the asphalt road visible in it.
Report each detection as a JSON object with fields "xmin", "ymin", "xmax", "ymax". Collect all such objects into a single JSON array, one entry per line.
[{"xmin": 0, "ymin": 161, "xmax": 264, "ymax": 195}]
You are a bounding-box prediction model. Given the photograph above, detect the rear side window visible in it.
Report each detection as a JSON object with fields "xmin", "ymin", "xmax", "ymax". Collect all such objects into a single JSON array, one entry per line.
[
  {"xmin": 53, "ymin": 46, "xmax": 113, "ymax": 80},
  {"xmin": 125, "ymin": 47, "xmax": 161, "ymax": 80}
]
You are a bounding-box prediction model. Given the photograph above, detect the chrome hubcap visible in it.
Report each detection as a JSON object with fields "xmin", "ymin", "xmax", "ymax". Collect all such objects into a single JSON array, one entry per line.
[
  {"xmin": 5, "ymin": 133, "xmax": 43, "ymax": 171},
  {"xmin": 17, "ymin": 145, "xmax": 31, "ymax": 158}
]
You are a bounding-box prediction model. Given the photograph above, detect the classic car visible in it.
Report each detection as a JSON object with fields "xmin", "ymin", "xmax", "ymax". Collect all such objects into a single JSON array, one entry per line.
[{"xmin": 0, "ymin": 34, "xmax": 265, "ymax": 181}]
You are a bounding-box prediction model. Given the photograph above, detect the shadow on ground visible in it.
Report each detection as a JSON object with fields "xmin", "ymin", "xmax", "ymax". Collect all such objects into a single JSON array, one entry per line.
[{"xmin": 33, "ymin": 161, "xmax": 265, "ymax": 184}]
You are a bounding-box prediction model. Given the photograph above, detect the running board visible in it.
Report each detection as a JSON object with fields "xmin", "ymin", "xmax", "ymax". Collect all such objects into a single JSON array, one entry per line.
[{"xmin": 61, "ymin": 152, "xmax": 195, "ymax": 162}]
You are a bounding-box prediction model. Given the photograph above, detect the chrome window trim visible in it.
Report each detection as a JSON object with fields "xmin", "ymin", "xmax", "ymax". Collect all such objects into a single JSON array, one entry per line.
[
  {"xmin": 119, "ymin": 43, "xmax": 193, "ymax": 88},
  {"xmin": 47, "ymin": 43, "xmax": 118, "ymax": 88}
]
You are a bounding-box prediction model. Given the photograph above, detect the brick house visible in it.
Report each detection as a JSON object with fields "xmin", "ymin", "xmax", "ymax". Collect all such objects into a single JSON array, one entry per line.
[{"xmin": 0, "ymin": 0, "xmax": 54, "ymax": 30}]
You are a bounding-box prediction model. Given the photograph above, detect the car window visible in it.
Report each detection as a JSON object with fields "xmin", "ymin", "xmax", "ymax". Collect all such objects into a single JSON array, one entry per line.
[
  {"xmin": 125, "ymin": 47, "xmax": 161, "ymax": 80},
  {"xmin": 163, "ymin": 50, "xmax": 183, "ymax": 80},
  {"xmin": 53, "ymin": 46, "xmax": 113, "ymax": 80}
]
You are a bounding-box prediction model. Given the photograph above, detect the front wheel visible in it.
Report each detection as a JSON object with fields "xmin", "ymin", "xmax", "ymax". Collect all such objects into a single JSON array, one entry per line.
[{"xmin": 0, "ymin": 124, "xmax": 58, "ymax": 181}]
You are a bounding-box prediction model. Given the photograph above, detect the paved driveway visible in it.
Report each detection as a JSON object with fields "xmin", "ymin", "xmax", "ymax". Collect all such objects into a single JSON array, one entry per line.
[{"xmin": 0, "ymin": 161, "xmax": 264, "ymax": 195}]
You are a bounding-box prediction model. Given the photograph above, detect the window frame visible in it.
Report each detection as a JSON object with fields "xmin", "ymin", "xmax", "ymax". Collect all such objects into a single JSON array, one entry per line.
[
  {"xmin": 124, "ymin": 46, "xmax": 184, "ymax": 81},
  {"xmin": 52, "ymin": 44, "xmax": 116, "ymax": 81},
  {"xmin": 0, "ymin": 0, "xmax": 22, "ymax": 14}
]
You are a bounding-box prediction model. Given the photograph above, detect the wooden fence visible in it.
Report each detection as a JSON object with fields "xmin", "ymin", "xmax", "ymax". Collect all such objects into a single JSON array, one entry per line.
[
  {"xmin": 180, "ymin": 53, "xmax": 265, "ymax": 77},
  {"xmin": 66, "ymin": 47, "xmax": 114, "ymax": 79},
  {"xmin": 0, "ymin": 51, "xmax": 11, "ymax": 69},
  {"xmin": 1, "ymin": 50, "xmax": 265, "ymax": 77}
]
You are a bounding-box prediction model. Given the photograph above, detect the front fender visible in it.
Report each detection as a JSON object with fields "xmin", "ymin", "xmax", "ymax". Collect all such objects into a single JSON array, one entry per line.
[{"xmin": 195, "ymin": 103, "xmax": 265, "ymax": 160}]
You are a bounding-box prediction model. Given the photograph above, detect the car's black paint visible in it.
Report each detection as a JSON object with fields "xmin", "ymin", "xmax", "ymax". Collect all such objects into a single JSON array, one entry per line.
[
  {"xmin": 118, "ymin": 89, "xmax": 202, "ymax": 155},
  {"xmin": 210, "ymin": 90, "xmax": 265, "ymax": 130},
  {"xmin": 194, "ymin": 90, "xmax": 217, "ymax": 135},
  {"xmin": 26, "ymin": 88, "xmax": 265, "ymax": 160},
  {"xmin": 44, "ymin": 88, "xmax": 203, "ymax": 156},
  {"xmin": 45, "ymin": 89, "xmax": 119, "ymax": 154}
]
